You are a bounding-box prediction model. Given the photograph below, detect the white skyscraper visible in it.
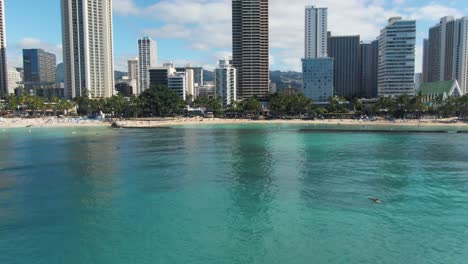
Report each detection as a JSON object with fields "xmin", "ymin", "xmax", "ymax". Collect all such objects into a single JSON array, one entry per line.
[
  {"xmin": 61, "ymin": 0, "xmax": 115, "ymax": 99},
  {"xmin": 303, "ymin": 5, "xmax": 333, "ymax": 102},
  {"xmin": 378, "ymin": 17, "xmax": 416, "ymax": 97},
  {"xmin": 452, "ymin": 17, "xmax": 468, "ymax": 94},
  {"xmin": 138, "ymin": 37, "xmax": 157, "ymax": 94},
  {"xmin": 305, "ymin": 6, "xmax": 328, "ymax": 58},
  {"xmin": 215, "ymin": 60, "xmax": 237, "ymax": 106},
  {"xmin": 0, "ymin": 0, "xmax": 8, "ymax": 98}
]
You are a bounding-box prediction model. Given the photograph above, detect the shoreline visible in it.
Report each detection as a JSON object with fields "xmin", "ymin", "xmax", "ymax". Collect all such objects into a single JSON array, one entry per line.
[
  {"xmin": 1, "ymin": 117, "xmax": 468, "ymax": 132},
  {"xmin": 0, "ymin": 117, "xmax": 109, "ymax": 128},
  {"xmin": 113, "ymin": 117, "xmax": 468, "ymax": 132}
]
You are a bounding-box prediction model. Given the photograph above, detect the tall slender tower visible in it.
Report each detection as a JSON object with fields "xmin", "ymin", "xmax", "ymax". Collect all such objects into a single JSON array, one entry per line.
[
  {"xmin": 0, "ymin": 0, "xmax": 8, "ymax": 98},
  {"xmin": 138, "ymin": 37, "xmax": 157, "ymax": 94},
  {"xmin": 305, "ymin": 6, "xmax": 328, "ymax": 58},
  {"xmin": 61, "ymin": 0, "xmax": 115, "ymax": 99},
  {"xmin": 232, "ymin": 0, "xmax": 269, "ymax": 100},
  {"xmin": 453, "ymin": 17, "xmax": 468, "ymax": 94}
]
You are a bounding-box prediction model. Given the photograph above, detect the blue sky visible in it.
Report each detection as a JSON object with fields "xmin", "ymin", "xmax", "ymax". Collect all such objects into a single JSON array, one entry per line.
[{"xmin": 4, "ymin": 0, "xmax": 468, "ymax": 72}]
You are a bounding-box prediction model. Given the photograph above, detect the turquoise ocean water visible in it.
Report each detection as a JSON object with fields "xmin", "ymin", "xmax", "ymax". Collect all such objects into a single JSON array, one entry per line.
[{"xmin": 0, "ymin": 125, "xmax": 467, "ymax": 263}]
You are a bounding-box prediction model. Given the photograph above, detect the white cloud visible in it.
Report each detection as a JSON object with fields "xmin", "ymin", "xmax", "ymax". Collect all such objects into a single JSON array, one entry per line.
[
  {"xmin": 407, "ymin": 4, "xmax": 463, "ymax": 20},
  {"xmin": 113, "ymin": 0, "xmax": 463, "ymax": 71},
  {"xmin": 113, "ymin": 0, "xmax": 140, "ymax": 16}
]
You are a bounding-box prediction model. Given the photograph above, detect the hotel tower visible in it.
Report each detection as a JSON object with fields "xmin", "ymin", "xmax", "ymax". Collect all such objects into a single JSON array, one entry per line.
[{"xmin": 61, "ymin": 0, "xmax": 115, "ymax": 99}]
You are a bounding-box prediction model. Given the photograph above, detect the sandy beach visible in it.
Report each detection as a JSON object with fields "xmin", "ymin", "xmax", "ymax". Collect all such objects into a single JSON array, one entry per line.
[
  {"xmin": 113, "ymin": 117, "xmax": 468, "ymax": 131},
  {"xmin": 0, "ymin": 117, "xmax": 109, "ymax": 128},
  {"xmin": 1, "ymin": 117, "xmax": 468, "ymax": 132}
]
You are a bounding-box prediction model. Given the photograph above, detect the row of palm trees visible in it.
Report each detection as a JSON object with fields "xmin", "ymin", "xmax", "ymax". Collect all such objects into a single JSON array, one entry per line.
[
  {"xmin": 366, "ymin": 94, "xmax": 468, "ymax": 118},
  {"xmin": 2, "ymin": 94, "xmax": 74, "ymax": 116},
  {"xmin": 3, "ymin": 88, "xmax": 468, "ymax": 120}
]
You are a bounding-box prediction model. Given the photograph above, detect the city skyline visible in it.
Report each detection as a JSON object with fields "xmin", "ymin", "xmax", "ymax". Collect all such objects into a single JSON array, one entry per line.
[{"xmin": 3, "ymin": 0, "xmax": 468, "ymax": 72}]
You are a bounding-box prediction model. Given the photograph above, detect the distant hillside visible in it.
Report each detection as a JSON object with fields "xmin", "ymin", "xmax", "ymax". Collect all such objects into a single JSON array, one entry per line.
[
  {"xmin": 270, "ymin": 71, "xmax": 302, "ymax": 90},
  {"xmin": 55, "ymin": 63, "xmax": 128, "ymax": 83}
]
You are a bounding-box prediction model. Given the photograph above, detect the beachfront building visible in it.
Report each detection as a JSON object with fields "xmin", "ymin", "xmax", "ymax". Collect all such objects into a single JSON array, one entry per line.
[
  {"xmin": 423, "ymin": 16, "xmax": 468, "ymax": 94},
  {"xmin": 360, "ymin": 40, "xmax": 379, "ymax": 98},
  {"xmin": 232, "ymin": 0, "xmax": 269, "ymax": 100},
  {"xmin": 61, "ymin": 0, "xmax": 115, "ymax": 99},
  {"xmin": 328, "ymin": 35, "xmax": 361, "ymax": 98},
  {"xmin": 302, "ymin": 58, "xmax": 334, "ymax": 103},
  {"xmin": 419, "ymin": 80, "xmax": 463, "ymax": 106},
  {"xmin": 0, "ymin": 0, "xmax": 8, "ymax": 98},
  {"xmin": 215, "ymin": 60, "xmax": 237, "ymax": 106},
  {"xmin": 302, "ymin": 5, "xmax": 333, "ymax": 103},
  {"xmin": 378, "ymin": 17, "xmax": 416, "ymax": 97},
  {"xmin": 138, "ymin": 37, "xmax": 157, "ymax": 94}
]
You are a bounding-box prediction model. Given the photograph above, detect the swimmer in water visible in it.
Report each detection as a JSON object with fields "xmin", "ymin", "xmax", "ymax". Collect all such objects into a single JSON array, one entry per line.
[{"xmin": 369, "ymin": 197, "xmax": 383, "ymax": 204}]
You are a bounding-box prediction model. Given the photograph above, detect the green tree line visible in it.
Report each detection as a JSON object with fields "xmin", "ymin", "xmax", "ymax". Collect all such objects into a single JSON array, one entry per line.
[{"xmin": 3, "ymin": 86, "xmax": 468, "ymax": 119}]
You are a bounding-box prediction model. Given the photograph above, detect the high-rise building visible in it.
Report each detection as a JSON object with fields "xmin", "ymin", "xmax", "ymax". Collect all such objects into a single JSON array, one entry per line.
[
  {"xmin": 138, "ymin": 37, "xmax": 157, "ymax": 94},
  {"xmin": 61, "ymin": 0, "xmax": 115, "ymax": 99},
  {"xmin": 23, "ymin": 49, "xmax": 57, "ymax": 94},
  {"xmin": 360, "ymin": 40, "xmax": 379, "ymax": 98},
  {"xmin": 422, "ymin": 39, "xmax": 430, "ymax": 82},
  {"xmin": 128, "ymin": 58, "xmax": 139, "ymax": 93},
  {"xmin": 423, "ymin": 16, "xmax": 468, "ymax": 94},
  {"xmin": 302, "ymin": 5, "xmax": 333, "ymax": 102},
  {"xmin": 378, "ymin": 17, "xmax": 416, "ymax": 97},
  {"xmin": 305, "ymin": 6, "xmax": 328, "ymax": 58},
  {"xmin": 453, "ymin": 17, "xmax": 468, "ymax": 94},
  {"xmin": 0, "ymin": 0, "xmax": 8, "ymax": 98},
  {"xmin": 302, "ymin": 58, "xmax": 334, "ymax": 103},
  {"xmin": 328, "ymin": 35, "xmax": 361, "ymax": 98},
  {"xmin": 232, "ymin": 0, "xmax": 269, "ymax": 100},
  {"xmin": 215, "ymin": 60, "xmax": 237, "ymax": 106}
]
